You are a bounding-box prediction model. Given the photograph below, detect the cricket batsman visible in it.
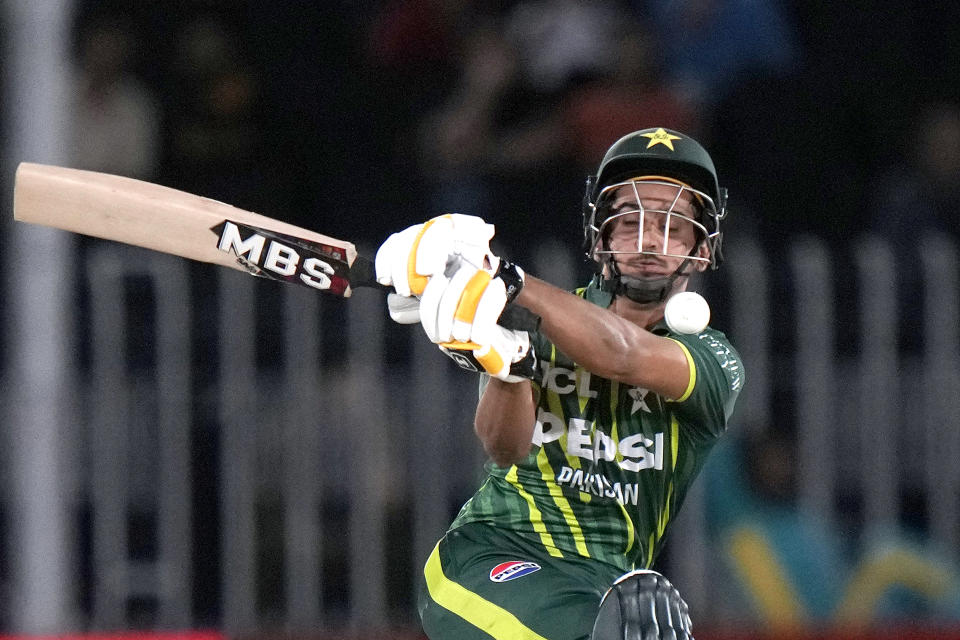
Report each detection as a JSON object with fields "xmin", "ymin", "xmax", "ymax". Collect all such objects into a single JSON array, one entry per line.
[{"xmin": 376, "ymin": 127, "xmax": 745, "ymax": 639}]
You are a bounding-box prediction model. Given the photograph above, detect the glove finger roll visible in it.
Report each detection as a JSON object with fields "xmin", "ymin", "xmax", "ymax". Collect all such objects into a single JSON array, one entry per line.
[
  {"xmin": 412, "ymin": 217, "xmax": 456, "ymax": 292},
  {"xmin": 468, "ymin": 279, "xmax": 508, "ymax": 345},
  {"xmin": 408, "ymin": 217, "xmax": 452, "ymax": 296},
  {"xmin": 374, "ymin": 231, "xmax": 399, "ymax": 286},
  {"xmin": 385, "ymin": 225, "xmax": 422, "ymax": 296},
  {"xmin": 451, "ymin": 269, "xmax": 493, "ymax": 342},
  {"xmin": 433, "ymin": 264, "xmax": 477, "ymax": 343},
  {"xmin": 419, "ymin": 271, "xmax": 450, "ymax": 342}
]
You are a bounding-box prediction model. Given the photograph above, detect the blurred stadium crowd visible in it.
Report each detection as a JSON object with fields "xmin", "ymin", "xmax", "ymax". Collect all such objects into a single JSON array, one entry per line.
[
  {"xmin": 64, "ymin": 0, "xmax": 960, "ymax": 259},
  {"xmin": 3, "ymin": 0, "xmax": 960, "ymax": 635}
]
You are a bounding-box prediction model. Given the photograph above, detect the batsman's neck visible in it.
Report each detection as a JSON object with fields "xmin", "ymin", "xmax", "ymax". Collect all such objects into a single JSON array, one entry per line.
[{"xmin": 609, "ymin": 294, "xmax": 668, "ymax": 331}]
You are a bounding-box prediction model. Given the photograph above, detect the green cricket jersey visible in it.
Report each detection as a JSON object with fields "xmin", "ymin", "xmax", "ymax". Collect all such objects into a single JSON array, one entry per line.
[{"xmin": 450, "ymin": 278, "xmax": 744, "ymax": 573}]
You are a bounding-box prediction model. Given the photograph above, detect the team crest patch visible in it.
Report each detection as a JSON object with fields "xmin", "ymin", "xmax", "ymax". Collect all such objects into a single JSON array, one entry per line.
[{"xmin": 489, "ymin": 561, "xmax": 541, "ymax": 583}]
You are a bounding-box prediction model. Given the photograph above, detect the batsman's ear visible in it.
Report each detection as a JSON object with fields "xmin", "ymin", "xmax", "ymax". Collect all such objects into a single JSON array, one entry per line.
[{"xmin": 695, "ymin": 242, "xmax": 710, "ymax": 272}]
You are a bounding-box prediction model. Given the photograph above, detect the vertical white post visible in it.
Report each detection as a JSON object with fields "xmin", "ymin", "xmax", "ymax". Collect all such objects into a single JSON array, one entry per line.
[
  {"xmin": 282, "ymin": 285, "xmax": 323, "ymax": 629},
  {"xmin": 791, "ymin": 238, "xmax": 836, "ymax": 527},
  {"xmin": 727, "ymin": 238, "xmax": 771, "ymax": 432},
  {"xmin": 3, "ymin": 0, "xmax": 76, "ymax": 633},
  {"xmin": 854, "ymin": 236, "xmax": 898, "ymax": 530},
  {"xmin": 921, "ymin": 234, "xmax": 960, "ymax": 552},
  {"xmin": 346, "ymin": 290, "xmax": 388, "ymax": 627},
  {"xmin": 219, "ymin": 271, "xmax": 259, "ymax": 633}
]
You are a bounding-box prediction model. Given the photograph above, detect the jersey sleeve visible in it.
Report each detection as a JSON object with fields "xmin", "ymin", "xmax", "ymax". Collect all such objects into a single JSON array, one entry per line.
[{"xmin": 668, "ymin": 329, "xmax": 745, "ymax": 439}]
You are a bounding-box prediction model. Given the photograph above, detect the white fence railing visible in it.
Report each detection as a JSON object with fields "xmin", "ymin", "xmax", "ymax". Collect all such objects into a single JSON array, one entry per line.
[{"xmin": 1, "ymin": 233, "xmax": 958, "ymax": 634}]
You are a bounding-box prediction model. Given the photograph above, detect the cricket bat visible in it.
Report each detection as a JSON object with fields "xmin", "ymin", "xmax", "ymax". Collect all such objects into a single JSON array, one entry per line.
[
  {"xmin": 12, "ymin": 162, "xmax": 538, "ymax": 330},
  {"xmin": 14, "ymin": 162, "xmax": 375, "ymax": 297}
]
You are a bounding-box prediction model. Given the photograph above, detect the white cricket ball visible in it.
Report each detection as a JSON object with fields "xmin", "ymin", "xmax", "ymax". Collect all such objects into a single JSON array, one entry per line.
[{"xmin": 664, "ymin": 291, "xmax": 711, "ymax": 334}]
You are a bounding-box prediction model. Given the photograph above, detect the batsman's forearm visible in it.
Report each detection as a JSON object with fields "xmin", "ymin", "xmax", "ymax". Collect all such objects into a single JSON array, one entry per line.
[
  {"xmin": 474, "ymin": 379, "xmax": 537, "ymax": 467},
  {"xmin": 515, "ymin": 276, "xmax": 644, "ymax": 377},
  {"xmin": 514, "ymin": 276, "xmax": 691, "ymax": 397}
]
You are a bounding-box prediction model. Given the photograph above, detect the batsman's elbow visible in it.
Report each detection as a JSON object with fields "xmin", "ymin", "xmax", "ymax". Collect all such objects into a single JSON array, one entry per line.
[
  {"xmin": 482, "ymin": 439, "xmax": 533, "ymax": 467},
  {"xmin": 474, "ymin": 420, "xmax": 534, "ymax": 467}
]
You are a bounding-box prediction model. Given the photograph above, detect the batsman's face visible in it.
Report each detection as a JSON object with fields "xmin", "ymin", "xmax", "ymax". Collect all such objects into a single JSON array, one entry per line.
[{"xmin": 599, "ymin": 180, "xmax": 709, "ymax": 278}]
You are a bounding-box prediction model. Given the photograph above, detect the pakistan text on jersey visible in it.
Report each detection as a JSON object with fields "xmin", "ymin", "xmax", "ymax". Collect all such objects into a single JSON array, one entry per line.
[{"xmin": 555, "ymin": 466, "xmax": 643, "ymax": 505}]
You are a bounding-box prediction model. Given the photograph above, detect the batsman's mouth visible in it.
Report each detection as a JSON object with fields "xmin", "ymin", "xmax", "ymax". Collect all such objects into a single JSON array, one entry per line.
[{"xmin": 616, "ymin": 257, "xmax": 673, "ymax": 277}]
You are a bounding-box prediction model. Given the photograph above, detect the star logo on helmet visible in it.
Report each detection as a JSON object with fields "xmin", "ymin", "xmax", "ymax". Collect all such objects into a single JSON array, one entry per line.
[{"xmin": 641, "ymin": 128, "xmax": 682, "ymax": 151}]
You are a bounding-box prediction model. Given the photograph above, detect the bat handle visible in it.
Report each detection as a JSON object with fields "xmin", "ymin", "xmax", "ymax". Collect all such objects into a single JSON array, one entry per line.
[{"xmin": 349, "ymin": 256, "xmax": 541, "ymax": 333}]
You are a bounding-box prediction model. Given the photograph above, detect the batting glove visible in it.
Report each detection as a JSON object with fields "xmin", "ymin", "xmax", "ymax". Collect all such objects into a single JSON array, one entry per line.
[
  {"xmin": 374, "ymin": 214, "xmax": 496, "ymax": 300},
  {"xmin": 440, "ymin": 325, "xmax": 537, "ymax": 383},
  {"xmin": 419, "ymin": 255, "xmax": 525, "ymax": 346}
]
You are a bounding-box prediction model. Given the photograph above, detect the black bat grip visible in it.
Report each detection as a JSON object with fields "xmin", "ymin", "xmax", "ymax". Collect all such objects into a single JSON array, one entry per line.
[{"xmin": 349, "ymin": 256, "xmax": 541, "ymax": 333}]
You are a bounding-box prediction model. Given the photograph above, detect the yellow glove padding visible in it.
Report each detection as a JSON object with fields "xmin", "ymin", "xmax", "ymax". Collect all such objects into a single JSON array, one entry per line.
[{"xmin": 373, "ymin": 214, "xmax": 495, "ymax": 298}]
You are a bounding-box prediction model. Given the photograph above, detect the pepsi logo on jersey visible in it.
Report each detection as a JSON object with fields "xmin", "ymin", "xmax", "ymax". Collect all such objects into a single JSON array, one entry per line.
[{"xmin": 489, "ymin": 561, "xmax": 541, "ymax": 583}]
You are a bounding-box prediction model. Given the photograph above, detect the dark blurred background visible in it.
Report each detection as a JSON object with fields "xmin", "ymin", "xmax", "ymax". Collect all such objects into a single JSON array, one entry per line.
[{"xmin": 63, "ymin": 0, "xmax": 960, "ymax": 258}]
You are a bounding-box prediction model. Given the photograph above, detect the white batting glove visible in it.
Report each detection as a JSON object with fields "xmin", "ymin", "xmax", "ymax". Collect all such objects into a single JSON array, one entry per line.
[
  {"xmin": 419, "ymin": 255, "xmax": 525, "ymax": 345},
  {"xmin": 374, "ymin": 214, "xmax": 496, "ymax": 299},
  {"xmin": 439, "ymin": 325, "xmax": 537, "ymax": 383}
]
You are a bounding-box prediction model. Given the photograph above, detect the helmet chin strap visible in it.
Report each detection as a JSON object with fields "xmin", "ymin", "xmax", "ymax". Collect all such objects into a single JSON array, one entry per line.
[{"xmin": 599, "ymin": 257, "xmax": 694, "ymax": 305}]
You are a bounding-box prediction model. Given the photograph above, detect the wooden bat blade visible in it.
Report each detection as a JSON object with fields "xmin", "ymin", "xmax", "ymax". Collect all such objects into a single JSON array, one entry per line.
[{"xmin": 13, "ymin": 162, "xmax": 363, "ymax": 296}]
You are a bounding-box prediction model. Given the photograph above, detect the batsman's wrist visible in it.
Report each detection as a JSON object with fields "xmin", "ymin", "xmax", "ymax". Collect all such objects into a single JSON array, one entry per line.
[
  {"xmin": 504, "ymin": 345, "xmax": 537, "ymax": 383},
  {"xmin": 495, "ymin": 260, "xmax": 525, "ymax": 303}
]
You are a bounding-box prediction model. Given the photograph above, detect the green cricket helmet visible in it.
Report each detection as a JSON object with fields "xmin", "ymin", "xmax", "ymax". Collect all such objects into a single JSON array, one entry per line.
[{"xmin": 582, "ymin": 128, "xmax": 728, "ymax": 303}]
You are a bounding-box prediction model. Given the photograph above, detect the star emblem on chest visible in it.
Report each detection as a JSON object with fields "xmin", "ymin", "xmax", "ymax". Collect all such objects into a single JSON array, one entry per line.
[{"xmin": 627, "ymin": 387, "xmax": 652, "ymax": 414}]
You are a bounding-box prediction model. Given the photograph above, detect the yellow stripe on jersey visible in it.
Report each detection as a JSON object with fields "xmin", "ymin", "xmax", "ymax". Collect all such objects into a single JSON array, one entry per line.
[
  {"xmin": 671, "ymin": 415, "xmax": 680, "ymax": 470},
  {"xmin": 506, "ymin": 465, "xmax": 564, "ymax": 557},
  {"xmin": 424, "ymin": 542, "xmax": 550, "ymax": 640},
  {"xmin": 653, "ymin": 417, "xmax": 681, "ymax": 544},
  {"xmin": 577, "ymin": 367, "xmax": 591, "ymax": 414},
  {"xmin": 536, "ymin": 448, "xmax": 590, "ymax": 557},
  {"xmin": 667, "ymin": 338, "xmax": 697, "ymax": 402},
  {"xmin": 657, "ymin": 483, "xmax": 674, "ymax": 540},
  {"xmin": 616, "ymin": 499, "xmax": 635, "ymax": 556},
  {"xmin": 544, "ymin": 344, "xmax": 588, "ymax": 500},
  {"xmin": 608, "ymin": 379, "xmax": 637, "ymax": 557},
  {"xmin": 610, "ymin": 379, "xmax": 620, "ymax": 458}
]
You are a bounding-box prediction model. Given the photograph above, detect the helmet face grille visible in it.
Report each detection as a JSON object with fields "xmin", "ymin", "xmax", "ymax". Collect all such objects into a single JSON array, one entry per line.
[{"xmin": 586, "ymin": 178, "xmax": 721, "ymax": 269}]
